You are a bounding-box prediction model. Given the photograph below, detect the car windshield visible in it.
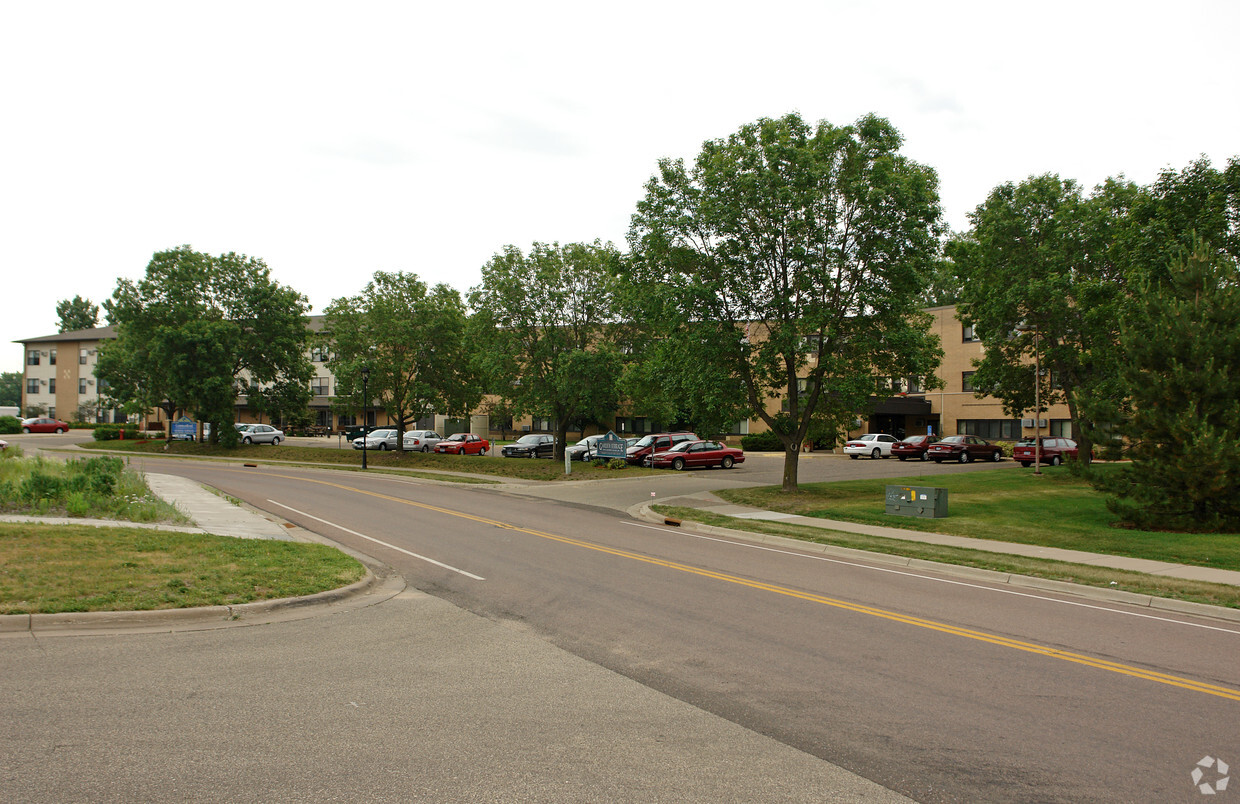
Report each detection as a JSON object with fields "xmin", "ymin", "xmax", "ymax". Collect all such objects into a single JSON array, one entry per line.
[
  {"xmin": 940, "ymin": 436, "xmax": 966, "ymax": 444},
  {"xmin": 1016, "ymin": 438, "xmax": 1038, "ymax": 446},
  {"xmin": 516, "ymin": 435, "xmax": 543, "ymax": 445},
  {"xmin": 372, "ymin": 430, "xmax": 394, "ymax": 438},
  {"xmin": 634, "ymin": 435, "xmax": 656, "ymax": 448},
  {"xmin": 446, "ymin": 434, "xmax": 466, "ymax": 442},
  {"xmin": 900, "ymin": 436, "xmax": 926, "ymax": 444},
  {"xmin": 665, "ymin": 441, "xmax": 693, "ymax": 453}
]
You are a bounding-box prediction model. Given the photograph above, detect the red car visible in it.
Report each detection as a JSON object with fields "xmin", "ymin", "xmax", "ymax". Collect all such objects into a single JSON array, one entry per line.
[
  {"xmin": 626, "ymin": 432, "xmax": 698, "ymax": 465},
  {"xmin": 927, "ymin": 435, "xmax": 1003, "ymax": 463},
  {"xmin": 1013, "ymin": 436, "xmax": 1080, "ymax": 467},
  {"xmin": 21, "ymin": 417, "xmax": 70, "ymax": 434},
  {"xmin": 891, "ymin": 434, "xmax": 939, "ymax": 461},
  {"xmin": 433, "ymin": 433, "xmax": 490, "ymax": 455},
  {"xmin": 648, "ymin": 439, "xmax": 744, "ymax": 470}
]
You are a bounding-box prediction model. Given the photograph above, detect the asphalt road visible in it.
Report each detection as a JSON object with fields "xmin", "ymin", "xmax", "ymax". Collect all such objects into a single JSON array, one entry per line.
[{"xmin": 6, "ymin": 436, "xmax": 1239, "ymax": 801}]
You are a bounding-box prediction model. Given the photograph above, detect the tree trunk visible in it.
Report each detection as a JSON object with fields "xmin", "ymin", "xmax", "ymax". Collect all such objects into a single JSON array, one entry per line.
[
  {"xmin": 555, "ymin": 418, "xmax": 570, "ymax": 461},
  {"xmin": 781, "ymin": 442, "xmax": 801, "ymax": 491}
]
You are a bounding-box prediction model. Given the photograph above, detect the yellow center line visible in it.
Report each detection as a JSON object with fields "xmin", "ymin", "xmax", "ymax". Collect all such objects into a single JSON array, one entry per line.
[{"xmin": 232, "ymin": 465, "xmax": 1240, "ymax": 703}]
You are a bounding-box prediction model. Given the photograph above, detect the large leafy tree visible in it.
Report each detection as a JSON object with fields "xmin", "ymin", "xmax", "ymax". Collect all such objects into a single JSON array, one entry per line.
[
  {"xmin": 97, "ymin": 246, "xmax": 313, "ymax": 442},
  {"xmin": 1095, "ymin": 239, "xmax": 1240, "ymax": 531},
  {"xmin": 324, "ymin": 271, "xmax": 477, "ymax": 450},
  {"xmin": 946, "ymin": 175, "xmax": 1140, "ymax": 462},
  {"xmin": 468, "ymin": 241, "xmax": 624, "ymax": 460},
  {"xmin": 56, "ymin": 295, "xmax": 99, "ymax": 332},
  {"xmin": 628, "ymin": 112, "xmax": 944, "ymax": 490},
  {"xmin": 0, "ymin": 371, "xmax": 20, "ymax": 408}
]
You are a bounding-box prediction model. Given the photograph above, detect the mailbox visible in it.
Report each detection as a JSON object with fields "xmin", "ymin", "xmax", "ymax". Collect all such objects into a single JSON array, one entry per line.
[{"xmin": 885, "ymin": 485, "xmax": 948, "ymax": 518}]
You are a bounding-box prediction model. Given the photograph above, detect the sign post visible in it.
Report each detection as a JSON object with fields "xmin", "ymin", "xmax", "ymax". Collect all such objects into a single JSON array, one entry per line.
[{"xmin": 594, "ymin": 431, "xmax": 627, "ymax": 462}]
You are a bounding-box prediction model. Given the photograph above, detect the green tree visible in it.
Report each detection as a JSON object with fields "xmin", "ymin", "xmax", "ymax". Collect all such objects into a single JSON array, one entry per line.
[
  {"xmin": 97, "ymin": 246, "xmax": 313, "ymax": 443},
  {"xmin": 468, "ymin": 241, "xmax": 624, "ymax": 460},
  {"xmin": 1095, "ymin": 239, "xmax": 1240, "ymax": 531},
  {"xmin": 628, "ymin": 112, "xmax": 944, "ymax": 490},
  {"xmin": 56, "ymin": 295, "xmax": 99, "ymax": 332},
  {"xmin": 325, "ymin": 271, "xmax": 477, "ymax": 450},
  {"xmin": 0, "ymin": 371, "xmax": 20, "ymax": 408},
  {"xmin": 947, "ymin": 175, "xmax": 1140, "ymax": 462}
]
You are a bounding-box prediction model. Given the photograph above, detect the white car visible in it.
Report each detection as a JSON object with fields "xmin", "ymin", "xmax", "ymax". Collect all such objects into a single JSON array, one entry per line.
[
  {"xmin": 402, "ymin": 430, "xmax": 443, "ymax": 452},
  {"xmin": 239, "ymin": 423, "xmax": 284, "ymax": 445},
  {"xmin": 843, "ymin": 433, "xmax": 898, "ymax": 459},
  {"xmin": 353, "ymin": 428, "xmax": 400, "ymax": 450}
]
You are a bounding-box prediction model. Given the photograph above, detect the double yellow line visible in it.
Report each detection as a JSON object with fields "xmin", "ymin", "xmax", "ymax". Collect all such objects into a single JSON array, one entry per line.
[{"xmin": 247, "ymin": 467, "xmax": 1240, "ymax": 703}]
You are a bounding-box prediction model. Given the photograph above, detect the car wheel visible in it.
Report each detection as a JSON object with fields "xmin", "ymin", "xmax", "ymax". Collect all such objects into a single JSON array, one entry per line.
[
  {"xmin": 243, "ymin": 436, "xmax": 252, "ymax": 444},
  {"xmin": 379, "ymin": 443, "xmax": 388, "ymax": 451},
  {"xmin": 22, "ymin": 427, "xmax": 30, "ymax": 433},
  {"xmin": 991, "ymin": 450, "xmax": 1001, "ymax": 462},
  {"xmin": 721, "ymin": 456, "xmax": 734, "ymax": 469},
  {"xmin": 271, "ymin": 437, "xmax": 281, "ymax": 446},
  {"xmin": 1050, "ymin": 455, "xmax": 1062, "ymax": 466},
  {"xmin": 55, "ymin": 427, "xmax": 65, "ymax": 434},
  {"xmin": 871, "ymin": 448, "xmax": 881, "ymax": 459},
  {"xmin": 919, "ymin": 451, "xmax": 929, "ymax": 461},
  {"xmin": 959, "ymin": 452, "xmax": 970, "ymax": 463},
  {"xmin": 672, "ymin": 457, "xmax": 686, "ymax": 471},
  {"xmin": 421, "ymin": 445, "xmax": 429, "ymax": 453}
]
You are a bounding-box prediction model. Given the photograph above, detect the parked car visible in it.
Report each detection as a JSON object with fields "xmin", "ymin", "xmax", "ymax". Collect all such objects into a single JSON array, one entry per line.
[
  {"xmin": 891, "ymin": 434, "xmax": 939, "ymax": 461},
  {"xmin": 403, "ymin": 430, "xmax": 442, "ymax": 452},
  {"xmin": 843, "ymin": 433, "xmax": 899, "ymax": 459},
  {"xmin": 240, "ymin": 423, "xmax": 284, "ymax": 445},
  {"xmin": 352, "ymin": 428, "xmax": 402, "ymax": 450},
  {"xmin": 502, "ymin": 433, "xmax": 555, "ymax": 458},
  {"xmin": 342, "ymin": 424, "xmax": 378, "ymax": 443},
  {"xmin": 928, "ymin": 434, "xmax": 1003, "ymax": 463},
  {"xmin": 625, "ymin": 432, "xmax": 698, "ymax": 465},
  {"xmin": 20, "ymin": 417, "xmax": 70, "ymax": 434},
  {"xmin": 566, "ymin": 434, "xmax": 608, "ymax": 461},
  {"xmin": 433, "ymin": 433, "xmax": 490, "ymax": 455},
  {"xmin": 648, "ymin": 440, "xmax": 745, "ymax": 470},
  {"xmin": 1014, "ymin": 436, "xmax": 1080, "ymax": 467}
]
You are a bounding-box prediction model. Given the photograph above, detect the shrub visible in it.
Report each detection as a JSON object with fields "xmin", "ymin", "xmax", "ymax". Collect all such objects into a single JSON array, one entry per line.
[
  {"xmin": 92, "ymin": 425, "xmax": 140, "ymax": 441},
  {"xmin": 741, "ymin": 430, "xmax": 784, "ymax": 452},
  {"xmin": 0, "ymin": 416, "xmax": 21, "ymax": 434},
  {"xmin": 607, "ymin": 458, "xmax": 628, "ymax": 470}
]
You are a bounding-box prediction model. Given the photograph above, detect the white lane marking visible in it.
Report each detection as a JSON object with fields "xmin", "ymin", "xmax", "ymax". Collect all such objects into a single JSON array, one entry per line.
[
  {"xmin": 269, "ymin": 500, "xmax": 485, "ymax": 580},
  {"xmin": 624, "ymin": 521, "xmax": 1240, "ymax": 635}
]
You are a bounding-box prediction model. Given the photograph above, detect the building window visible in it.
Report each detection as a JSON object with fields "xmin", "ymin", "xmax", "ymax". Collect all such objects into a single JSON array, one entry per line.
[
  {"xmin": 79, "ymin": 379, "xmax": 88, "ymax": 394},
  {"xmin": 962, "ymin": 324, "xmax": 981, "ymax": 342},
  {"xmin": 311, "ymin": 378, "xmax": 330, "ymax": 396},
  {"xmin": 27, "ymin": 378, "xmax": 40, "ymax": 394},
  {"xmin": 80, "ymin": 349, "xmax": 88, "ymax": 365},
  {"xmin": 961, "ymin": 372, "xmax": 976, "ymax": 393},
  {"xmin": 1049, "ymin": 419, "xmax": 1072, "ymax": 437},
  {"xmin": 48, "ymin": 407, "xmax": 55, "ymax": 419},
  {"xmin": 311, "ymin": 346, "xmax": 329, "ymax": 363},
  {"xmin": 27, "ymin": 350, "xmax": 40, "ymax": 366},
  {"xmin": 957, "ymin": 419, "xmax": 1022, "ymax": 440},
  {"xmin": 905, "ymin": 376, "xmax": 923, "ymax": 394},
  {"xmin": 98, "ymin": 378, "xmax": 109, "ymax": 392},
  {"xmin": 49, "ymin": 378, "xmax": 56, "ymax": 394},
  {"xmin": 338, "ymin": 414, "xmax": 356, "ymax": 427},
  {"xmin": 49, "ymin": 349, "xmax": 57, "ymax": 365}
]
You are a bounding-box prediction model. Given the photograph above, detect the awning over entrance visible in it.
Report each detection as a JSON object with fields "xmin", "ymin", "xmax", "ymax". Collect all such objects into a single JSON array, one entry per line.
[{"xmin": 869, "ymin": 395, "xmax": 932, "ymax": 416}]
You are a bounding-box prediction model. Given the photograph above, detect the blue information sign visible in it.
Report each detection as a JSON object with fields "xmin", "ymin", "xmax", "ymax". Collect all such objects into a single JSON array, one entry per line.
[
  {"xmin": 170, "ymin": 416, "xmax": 197, "ymax": 439},
  {"xmin": 594, "ymin": 431, "xmax": 628, "ymax": 459}
]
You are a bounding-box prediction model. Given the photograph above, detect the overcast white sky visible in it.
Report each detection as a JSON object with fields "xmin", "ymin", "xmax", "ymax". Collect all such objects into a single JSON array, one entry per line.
[{"xmin": 4, "ymin": 1, "xmax": 1238, "ymax": 374}]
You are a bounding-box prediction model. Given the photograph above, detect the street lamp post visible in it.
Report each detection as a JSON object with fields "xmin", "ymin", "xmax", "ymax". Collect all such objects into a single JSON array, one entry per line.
[{"xmin": 360, "ymin": 366, "xmax": 370, "ymax": 471}]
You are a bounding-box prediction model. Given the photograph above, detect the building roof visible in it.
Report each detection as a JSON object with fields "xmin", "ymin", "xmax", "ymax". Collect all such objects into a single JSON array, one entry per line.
[{"xmin": 15, "ymin": 326, "xmax": 117, "ymax": 345}]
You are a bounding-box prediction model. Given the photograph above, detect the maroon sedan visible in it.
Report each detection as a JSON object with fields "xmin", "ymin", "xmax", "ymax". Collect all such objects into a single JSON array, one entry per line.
[
  {"xmin": 928, "ymin": 435, "xmax": 1003, "ymax": 464},
  {"xmin": 649, "ymin": 440, "xmax": 744, "ymax": 470},
  {"xmin": 433, "ymin": 433, "xmax": 490, "ymax": 455},
  {"xmin": 892, "ymin": 434, "xmax": 939, "ymax": 461},
  {"xmin": 1014, "ymin": 436, "xmax": 1080, "ymax": 467},
  {"xmin": 21, "ymin": 417, "xmax": 71, "ymax": 434}
]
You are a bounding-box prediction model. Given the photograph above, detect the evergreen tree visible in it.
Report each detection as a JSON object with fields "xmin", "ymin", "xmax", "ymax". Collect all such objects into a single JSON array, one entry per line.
[{"xmin": 1097, "ymin": 238, "xmax": 1240, "ymax": 531}]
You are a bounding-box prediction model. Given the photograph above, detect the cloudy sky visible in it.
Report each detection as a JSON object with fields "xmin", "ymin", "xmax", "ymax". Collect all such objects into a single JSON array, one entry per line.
[{"xmin": 4, "ymin": 1, "xmax": 1238, "ymax": 374}]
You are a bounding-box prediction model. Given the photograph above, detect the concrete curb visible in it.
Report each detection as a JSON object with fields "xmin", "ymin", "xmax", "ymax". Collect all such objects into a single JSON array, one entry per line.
[
  {"xmin": 0, "ymin": 565, "xmax": 407, "ymax": 637},
  {"xmin": 630, "ymin": 502, "xmax": 1240, "ymax": 625}
]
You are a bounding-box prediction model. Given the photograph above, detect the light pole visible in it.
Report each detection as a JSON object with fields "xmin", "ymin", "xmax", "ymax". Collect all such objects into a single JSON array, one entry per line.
[{"xmin": 360, "ymin": 366, "xmax": 370, "ymax": 471}]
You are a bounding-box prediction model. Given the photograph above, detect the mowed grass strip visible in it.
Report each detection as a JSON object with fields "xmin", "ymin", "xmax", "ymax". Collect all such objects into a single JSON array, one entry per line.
[
  {"xmin": 650, "ymin": 505, "xmax": 1240, "ymax": 609},
  {"xmin": 78, "ymin": 440, "xmax": 658, "ymax": 481},
  {"xmin": 714, "ymin": 466, "xmax": 1240, "ymax": 572},
  {"xmin": 0, "ymin": 522, "xmax": 366, "ymax": 614}
]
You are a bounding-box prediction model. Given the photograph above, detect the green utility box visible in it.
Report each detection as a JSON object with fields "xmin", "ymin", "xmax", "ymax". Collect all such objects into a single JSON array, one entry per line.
[{"xmin": 885, "ymin": 485, "xmax": 948, "ymax": 518}]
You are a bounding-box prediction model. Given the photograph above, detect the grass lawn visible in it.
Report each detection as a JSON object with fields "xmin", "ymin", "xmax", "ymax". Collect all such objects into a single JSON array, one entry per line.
[
  {"xmin": 77, "ymin": 439, "xmax": 658, "ymax": 481},
  {"xmin": 0, "ymin": 522, "xmax": 366, "ymax": 614},
  {"xmin": 713, "ymin": 466, "xmax": 1240, "ymax": 573}
]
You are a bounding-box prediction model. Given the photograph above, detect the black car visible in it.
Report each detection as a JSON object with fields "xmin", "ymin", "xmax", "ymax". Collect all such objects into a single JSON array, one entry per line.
[{"xmin": 501, "ymin": 433, "xmax": 555, "ymax": 458}]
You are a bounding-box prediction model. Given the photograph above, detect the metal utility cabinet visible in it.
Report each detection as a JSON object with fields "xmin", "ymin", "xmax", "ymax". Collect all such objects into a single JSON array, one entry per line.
[{"xmin": 885, "ymin": 485, "xmax": 948, "ymax": 518}]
